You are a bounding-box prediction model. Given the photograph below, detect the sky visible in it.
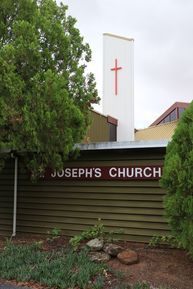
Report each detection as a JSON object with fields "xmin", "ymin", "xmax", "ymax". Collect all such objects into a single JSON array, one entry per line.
[{"xmin": 59, "ymin": 0, "xmax": 193, "ymax": 128}]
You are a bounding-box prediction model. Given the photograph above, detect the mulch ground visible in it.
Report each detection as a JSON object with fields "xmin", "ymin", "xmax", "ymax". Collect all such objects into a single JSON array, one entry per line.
[
  {"xmin": 0, "ymin": 285, "xmax": 33, "ymax": 289},
  {"xmin": 0, "ymin": 234, "xmax": 193, "ymax": 289}
]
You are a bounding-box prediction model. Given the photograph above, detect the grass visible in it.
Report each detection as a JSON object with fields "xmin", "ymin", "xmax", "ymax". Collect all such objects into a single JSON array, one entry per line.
[{"xmin": 0, "ymin": 241, "xmax": 172, "ymax": 289}]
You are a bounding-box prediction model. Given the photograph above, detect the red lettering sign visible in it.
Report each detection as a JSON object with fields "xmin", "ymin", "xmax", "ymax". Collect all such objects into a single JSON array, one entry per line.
[{"xmin": 42, "ymin": 166, "xmax": 163, "ymax": 181}]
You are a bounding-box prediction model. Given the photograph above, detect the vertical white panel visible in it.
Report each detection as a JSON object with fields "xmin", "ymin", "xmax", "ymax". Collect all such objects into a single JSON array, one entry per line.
[{"xmin": 103, "ymin": 33, "xmax": 134, "ymax": 141}]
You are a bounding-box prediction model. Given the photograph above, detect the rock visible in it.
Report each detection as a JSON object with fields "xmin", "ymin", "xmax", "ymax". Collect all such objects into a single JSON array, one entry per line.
[
  {"xmin": 117, "ymin": 249, "xmax": 139, "ymax": 265},
  {"xmin": 89, "ymin": 251, "xmax": 111, "ymax": 262},
  {"xmin": 103, "ymin": 243, "xmax": 123, "ymax": 256},
  {"xmin": 86, "ymin": 238, "xmax": 104, "ymax": 251}
]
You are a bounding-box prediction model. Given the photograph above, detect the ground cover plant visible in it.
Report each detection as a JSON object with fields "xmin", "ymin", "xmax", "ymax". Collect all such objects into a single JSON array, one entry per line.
[
  {"xmin": 0, "ymin": 241, "xmax": 107, "ymax": 289},
  {"xmin": 0, "ymin": 237, "xmax": 174, "ymax": 289}
]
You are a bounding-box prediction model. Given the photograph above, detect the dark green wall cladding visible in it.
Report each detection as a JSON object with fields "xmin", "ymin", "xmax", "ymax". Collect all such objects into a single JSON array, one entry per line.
[
  {"xmin": 0, "ymin": 147, "xmax": 168, "ymax": 242},
  {"xmin": 0, "ymin": 159, "xmax": 14, "ymax": 236}
]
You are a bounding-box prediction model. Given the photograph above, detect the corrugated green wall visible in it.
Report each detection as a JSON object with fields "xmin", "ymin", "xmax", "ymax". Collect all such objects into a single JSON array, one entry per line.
[
  {"xmin": 0, "ymin": 147, "xmax": 168, "ymax": 242},
  {"xmin": 0, "ymin": 159, "xmax": 14, "ymax": 236}
]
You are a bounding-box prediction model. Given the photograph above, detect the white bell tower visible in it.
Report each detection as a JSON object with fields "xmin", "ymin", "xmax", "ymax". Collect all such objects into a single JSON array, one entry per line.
[{"xmin": 103, "ymin": 33, "xmax": 134, "ymax": 141}]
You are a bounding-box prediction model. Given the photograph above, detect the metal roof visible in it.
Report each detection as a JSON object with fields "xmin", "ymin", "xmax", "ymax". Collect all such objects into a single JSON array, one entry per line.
[
  {"xmin": 1, "ymin": 140, "xmax": 169, "ymax": 155},
  {"xmin": 150, "ymin": 102, "xmax": 189, "ymax": 126},
  {"xmin": 77, "ymin": 139, "xmax": 169, "ymax": 151}
]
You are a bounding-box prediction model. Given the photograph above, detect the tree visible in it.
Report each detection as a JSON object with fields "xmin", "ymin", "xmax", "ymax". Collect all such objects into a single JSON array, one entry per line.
[
  {"xmin": 160, "ymin": 102, "xmax": 193, "ymax": 256},
  {"xmin": 0, "ymin": 0, "xmax": 99, "ymax": 177}
]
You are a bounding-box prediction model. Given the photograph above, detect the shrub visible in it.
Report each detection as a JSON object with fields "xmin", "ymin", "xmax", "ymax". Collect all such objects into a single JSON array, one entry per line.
[
  {"xmin": 69, "ymin": 221, "xmax": 105, "ymax": 249},
  {"xmin": 160, "ymin": 102, "xmax": 193, "ymax": 257}
]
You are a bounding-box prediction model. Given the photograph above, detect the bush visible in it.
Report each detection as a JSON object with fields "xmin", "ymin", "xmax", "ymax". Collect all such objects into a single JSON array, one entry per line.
[{"xmin": 160, "ymin": 102, "xmax": 193, "ymax": 257}]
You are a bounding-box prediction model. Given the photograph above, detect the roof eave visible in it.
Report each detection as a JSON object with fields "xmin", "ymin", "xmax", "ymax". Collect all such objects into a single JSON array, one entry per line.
[{"xmin": 77, "ymin": 139, "xmax": 169, "ymax": 151}]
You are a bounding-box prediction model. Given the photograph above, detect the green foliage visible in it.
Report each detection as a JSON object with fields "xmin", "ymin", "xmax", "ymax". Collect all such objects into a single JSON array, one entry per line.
[
  {"xmin": 0, "ymin": 242, "xmax": 172, "ymax": 289},
  {"xmin": 0, "ymin": 0, "xmax": 99, "ymax": 178},
  {"xmin": 46, "ymin": 227, "xmax": 62, "ymax": 242},
  {"xmin": 160, "ymin": 101, "xmax": 193, "ymax": 257},
  {"xmin": 69, "ymin": 221, "xmax": 105, "ymax": 250},
  {"xmin": 48, "ymin": 227, "xmax": 61, "ymax": 238},
  {"xmin": 0, "ymin": 242, "xmax": 105, "ymax": 288},
  {"xmin": 149, "ymin": 234, "xmax": 180, "ymax": 248},
  {"xmin": 109, "ymin": 268, "xmax": 125, "ymax": 280},
  {"xmin": 69, "ymin": 220, "xmax": 125, "ymax": 250},
  {"xmin": 131, "ymin": 283, "xmax": 150, "ymax": 289},
  {"xmin": 105, "ymin": 228, "xmax": 125, "ymax": 243},
  {"xmin": 92, "ymin": 275, "xmax": 105, "ymax": 289},
  {"xmin": 113, "ymin": 283, "xmax": 130, "ymax": 289}
]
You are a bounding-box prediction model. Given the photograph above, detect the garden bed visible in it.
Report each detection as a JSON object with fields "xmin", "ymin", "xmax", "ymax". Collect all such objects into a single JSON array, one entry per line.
[{"xmin": 0, "ymin": 234, "xmax": 193, "ymax": 289}]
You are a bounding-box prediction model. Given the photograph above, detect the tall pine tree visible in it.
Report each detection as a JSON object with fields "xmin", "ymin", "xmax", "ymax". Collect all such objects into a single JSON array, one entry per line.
[{"xmin": 0, "ymin": 0, "xmax": 99, "ymax": 177}]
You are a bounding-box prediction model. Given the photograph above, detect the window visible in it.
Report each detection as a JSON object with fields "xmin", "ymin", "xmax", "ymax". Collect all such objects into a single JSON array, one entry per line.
[
  {"xmin": 179, "ymin": 107, "xmax": 185, "ymax": 118},
  {"xmin": 170, "ymin": 109, "xmax": 177, "ymax": 121},
  {"xmin": 109, "ymin": 123, "xmax": 117, "ymax": 141},
  {"xmin": 163, "ymin": 115, "xmax": 170, "ymax": 123}
]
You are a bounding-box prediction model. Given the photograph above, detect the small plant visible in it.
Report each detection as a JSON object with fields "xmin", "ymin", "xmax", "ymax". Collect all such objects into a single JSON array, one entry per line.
[
  {"xmin": 47, "ymin": 227, "xmax": 62, "ymax": 241},
  {"xmin": 131, "ymin": 282, "xmax": 150, "ymax": 289},
  {"xmin": 69, "ymin": 219, "xmax": 125, "ymax": 250},
  {"xmin": 105, "ymin": 228, "xmax": 124, "ymax": 243},
  {"xmin": 50, "ymin": 227, "xmax": 61, "ymax": 237},
  {"xmin": 69, "ymin": 219, "xmax": 105, "ymax": 249},
  {"xmin": 108, "ymin": 267, "xmax": 125, "ymax": 280},
  {"xmin": 113, "ymin": 283, "xmax": 130, "ymax": 289},
  {"xmin": 92, "ymin": 275, "xmax": 105, "ymax": 289},
  {"xmin": 149, "ymin": 234, "xmax": 180, "ymax": 248}
]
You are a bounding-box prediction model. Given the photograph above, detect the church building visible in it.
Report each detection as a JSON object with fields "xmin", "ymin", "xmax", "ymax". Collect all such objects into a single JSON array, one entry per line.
[{"xmin": 0, "ymin": 33, "xmax": 190, "ymax": 241}]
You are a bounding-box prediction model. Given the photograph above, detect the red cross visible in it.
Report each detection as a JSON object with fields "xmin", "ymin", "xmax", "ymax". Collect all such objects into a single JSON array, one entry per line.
[{"xmin": 110, "ymin": 58, "xmax": 122, "ymax": 95}]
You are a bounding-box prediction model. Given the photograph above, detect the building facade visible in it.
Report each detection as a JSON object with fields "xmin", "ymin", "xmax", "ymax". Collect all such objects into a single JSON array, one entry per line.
[{"xmin": 0, "ymin": 141, "xmax": 168, "ymax": 242}]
